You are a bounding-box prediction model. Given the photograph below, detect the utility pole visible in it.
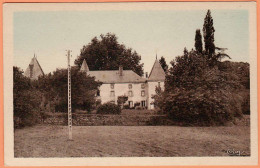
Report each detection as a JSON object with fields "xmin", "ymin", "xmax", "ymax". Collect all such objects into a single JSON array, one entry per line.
[{"xmin": 67, "ymin": 50, "xmax": 72, "ymax": 140}]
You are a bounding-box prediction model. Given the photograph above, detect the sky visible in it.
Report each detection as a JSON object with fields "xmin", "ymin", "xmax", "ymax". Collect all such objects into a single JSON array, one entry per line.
[{"xmin": 13, "ymin": 9, "xmax": 249, "ymax": 75}]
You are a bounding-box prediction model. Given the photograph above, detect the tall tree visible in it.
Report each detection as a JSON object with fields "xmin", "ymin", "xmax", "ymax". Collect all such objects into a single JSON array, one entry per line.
[
  {"xmin": 183, "ymin": 47, "xmax": 189, "ymax": 60},
  {"xmin": 195, "ymin": 29, "xmax": 203, "ymax": 54},
  {"xmin": 203, "ymin": 10, "xmax": 215, "ymax": 57},
  {"xmin": 36, "ymin": 67, "xmax": 102, "ymax": 112},
  {"xmin": 159, "ymin": 56, "xmax": 168, "ymax": 72},
  {"xmin": 74, "ymin": 33, "xmax": 144, "ymax": 76},
  {"xmin": 13, "ymin": 66, "xmax": 42, "ymax": 127}
]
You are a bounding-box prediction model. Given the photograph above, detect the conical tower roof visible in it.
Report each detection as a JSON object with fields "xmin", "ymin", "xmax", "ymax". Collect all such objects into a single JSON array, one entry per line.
[
  {"xmin": 24, "ymin": 55, "xmax": 44, "ymax": 80},
  {"xmin": 80, "ymin": 59, "xmax": 89, "ymax": 72},
  {"xmin": 148, "ymin": 59, "xmax": 165, "ymax": 81}
]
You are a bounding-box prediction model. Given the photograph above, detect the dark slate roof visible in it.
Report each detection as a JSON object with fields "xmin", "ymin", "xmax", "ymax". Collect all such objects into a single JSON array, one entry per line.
[
  {"xmin": 24, "ymin": 56, "xmax": 44, "ymax": 80},
  {"xmin": 88, "ymin": 70, "xmax": 146, "ymax": 84},
  {"xmin": 148, "ymin": 59, "xmax": 165, "ymax": 81}
]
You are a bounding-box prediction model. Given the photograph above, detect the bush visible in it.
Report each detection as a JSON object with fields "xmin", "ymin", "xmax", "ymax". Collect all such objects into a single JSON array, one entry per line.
[
  {"xmin": 123, "ymin": 105, "xmax": 130, "ymax": 109},
  {"xmin": 96, "ymin": 103, "xmax": 121, "ymax": 115},
  {"xmin": 134, "ymin": 102, "xmax": 140, "ymax": 108}
]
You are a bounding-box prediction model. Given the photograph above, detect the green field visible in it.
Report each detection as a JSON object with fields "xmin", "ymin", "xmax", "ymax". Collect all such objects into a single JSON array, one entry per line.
[{"xmin": 14, "ymin": 125, "xmax": 250, "ymax": 157}]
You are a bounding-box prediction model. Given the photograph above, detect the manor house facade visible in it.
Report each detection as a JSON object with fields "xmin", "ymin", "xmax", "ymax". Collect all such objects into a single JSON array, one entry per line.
[
  {"xmin": 24, "ymin": 55, "xmax": 165, "ymax": 110},
  {"xmin": 80, "ymin": 58, "xmax": 165, "ymax": 110}
]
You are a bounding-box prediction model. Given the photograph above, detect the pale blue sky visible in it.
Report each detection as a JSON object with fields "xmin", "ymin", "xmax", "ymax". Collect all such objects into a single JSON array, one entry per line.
[{"xmin": 14, "ymin": 9, "xmax": 249, "ymax": 74}]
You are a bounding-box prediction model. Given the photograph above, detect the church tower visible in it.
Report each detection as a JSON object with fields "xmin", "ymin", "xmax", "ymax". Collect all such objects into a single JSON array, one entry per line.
[
  {"xmin": 80, "ymin": 59, "xmax": 89, "ymax": 73},
  {"xmin": 24, "ymin": 54, "xmax": 44, "ymax": 80}
]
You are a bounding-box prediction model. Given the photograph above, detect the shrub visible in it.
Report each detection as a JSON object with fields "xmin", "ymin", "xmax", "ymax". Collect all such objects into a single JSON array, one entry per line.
[
  {"xmin": 96, "ymin": 103, "xmax": 121, "ymax": 115},
  {"xmin": 134, "ymin": 102, "xmax": 140, "ymax": 108},
  {"xmin": 123, "ymin": 105, "xmax": 130, "ymax": 109}
]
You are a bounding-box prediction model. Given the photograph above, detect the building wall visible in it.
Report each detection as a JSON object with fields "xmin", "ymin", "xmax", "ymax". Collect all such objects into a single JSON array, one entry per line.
[
  {"xmin": 147, "ymin": 81, "xmax": 164, "ymax": 110},
  {"xmin": 98, "ymin": 82, "xmax": 147, "ymax": 107}
]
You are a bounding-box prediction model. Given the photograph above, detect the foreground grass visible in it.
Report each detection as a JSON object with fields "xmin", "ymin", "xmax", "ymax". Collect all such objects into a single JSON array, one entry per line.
[{"xmin": 14, "ymin": 125, "xmax": 250, "ymax": 157}]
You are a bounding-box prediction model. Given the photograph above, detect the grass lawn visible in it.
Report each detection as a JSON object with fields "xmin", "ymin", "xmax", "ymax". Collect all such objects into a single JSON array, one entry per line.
[{"xmin": 14, "ymin": 125, "xmax": 250, "ymax": 157}]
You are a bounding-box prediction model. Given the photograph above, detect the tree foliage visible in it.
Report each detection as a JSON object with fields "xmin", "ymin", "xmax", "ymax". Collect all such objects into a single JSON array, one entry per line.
[
  {"xmin": 96, "ymin": 102, "xmax": 121, "ymax": 115},
  {"xmin": 195, "ymin": 29, "xmax": 203, "ymax": 54},
  {"xmin": 13, "ymin": 67, "xmax": 42, "ymax": 128},
  {"xmin": 203, "ymin": 10, "xmax": 215, "ymax": 57},
  {"xmin": 35, "ymin": 67, "xmax": 102, "ymax": 112},
  {"xmin": 74, "ymin": 33, "xmax": 144, "ymax": 76},
  {"xmin": 156, "ymin": 51, "xmax": 245, "ymax": 126},
  {"xmin": 117, "ymin": 95, "xmax": 128, "ymax": 109},
  {"xmin": 159, "ymin": 56, "xmax": 168, "ymax": 72}
]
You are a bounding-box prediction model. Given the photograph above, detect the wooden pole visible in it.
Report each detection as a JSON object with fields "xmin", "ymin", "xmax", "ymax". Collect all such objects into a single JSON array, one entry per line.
[{"xmin": 67, "ymin": 50, "xmax": 72, "ymax": 140}]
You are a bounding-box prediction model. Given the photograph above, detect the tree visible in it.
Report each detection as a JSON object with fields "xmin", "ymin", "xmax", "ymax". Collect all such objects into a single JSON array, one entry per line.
[
  {"xmin": 195, "ymin": 29, "xmax": 203, "ymax": 54},
  {"xmin": 160, "ymin": 51, "xmax": 244, "ymax": 126},
  {"xmin": 117, "ymin": 95, "xmax": 128, "ymax": 109},
  {"xmin": 13, "ymin": 66, "xmax": 42, "ymax": 128},
  {"xmin": 159, "ymin": 56, "xmax": 168, "ymax": 72},
  {"xmin": 74, "ymin": 33, "xmax": 144, "ymax": 76},
  {"xmin": 203, "ymin": 10, "xmax": 215, "ymax": 57},
  {"xmin": 36, "ymin": 67, "xmax": 102, "ymax": 112}
]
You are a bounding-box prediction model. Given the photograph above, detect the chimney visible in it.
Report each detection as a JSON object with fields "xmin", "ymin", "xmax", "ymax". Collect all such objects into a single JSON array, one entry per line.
[
  {"xmin": 119, "ymin": 66, "xmax": 123, "ymax": 76},
  {"xmin": 145, "ymin": 72, "xmax": 148, "ymax": 78}
]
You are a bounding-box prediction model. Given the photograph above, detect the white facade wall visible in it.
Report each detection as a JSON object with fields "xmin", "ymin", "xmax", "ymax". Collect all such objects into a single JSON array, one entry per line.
[
  {"xmin": 98, "ymin": 83, "xmax": 147, "ymax": 107},
  {"xmin": 147, "ymin": 81, "xmax": 164, "ymax": 110}
]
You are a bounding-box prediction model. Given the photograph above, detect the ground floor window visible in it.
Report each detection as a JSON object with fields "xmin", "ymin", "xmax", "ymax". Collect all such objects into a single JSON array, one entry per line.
[
  {"xmin": 141, "ymin": 100, "xmax": 146, "ymax": 107},
  {"xmin": 128, "ymin": 101, "xmax": 133, "ymax": 108}
]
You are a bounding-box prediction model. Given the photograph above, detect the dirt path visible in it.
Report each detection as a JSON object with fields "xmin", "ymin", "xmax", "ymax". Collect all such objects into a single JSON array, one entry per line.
[{"xmin": 14, "ymin": 125, "xmax": 250, "ymax": 157}]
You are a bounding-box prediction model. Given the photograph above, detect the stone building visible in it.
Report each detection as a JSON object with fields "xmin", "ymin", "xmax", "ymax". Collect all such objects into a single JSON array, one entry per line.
[
  {"xmin": 24, "ymin": 55, "xmax": 44, "ymax": 80},
  {"xmin": 80, "ymin": 58, "xmax": 165, "ymax": 109}
]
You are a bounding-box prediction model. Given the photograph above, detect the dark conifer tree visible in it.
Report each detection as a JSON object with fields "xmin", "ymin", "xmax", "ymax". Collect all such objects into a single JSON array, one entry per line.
[
  {"xmin": 195, "ymin": 29, "xmax": 203, "ymax": 54},
  {"xmin": 159, "ymin": 56, "xmax": 168, "ymax": 72},
  {"xmin": 203, "ymin": 10, "xmax": 215, "ymax": 57}
]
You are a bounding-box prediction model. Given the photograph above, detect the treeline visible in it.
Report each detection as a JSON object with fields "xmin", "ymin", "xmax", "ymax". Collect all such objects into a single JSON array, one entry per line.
[
  {"xmin": 154, "ymin": 10, "xmax": 250, "ymax": 126},
  {"xmin": 13, "ymin": 66, "xmax": 101, "ymax": 128}
]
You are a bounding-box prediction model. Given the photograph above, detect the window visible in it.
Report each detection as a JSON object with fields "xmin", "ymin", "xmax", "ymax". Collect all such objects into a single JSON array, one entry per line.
[
  {"xmin": 97, "ymin": 89, "xmax": 100, "ymax": 96},
  {"xmin": 111, "ymin": 84, "xmax": 114, "ymax": 89},
  {"xmin": 128, "ymin": 84, "xmax": 132, "ymax": 89},
  {"xmin": 158, "ymin": 82, "xmax": 161, "ymax": 87},
  {"xmin": 141, "ymin": 90, "xmax": 145, "ymax": 97},
  {"xmin": 141, "ymin": 83, "xmax": 145, "ymax": 89},
  {"xmin": 128, "ymin": 101, "xmax": 133, "ymax": 108},
  {"xmin": 141, "ymin": 100, "xmax": 146, "ymax": 107},
  {"xmin": 110, "ymin": 101, "xmax": 115, "ymax": 104},
  {"xmin": 128, "ymin": 91, "xmax": 133, "ymax": 97},
  {"xmin": 110, "ymin": 91, "xmax": 115, "ymax": 97}
]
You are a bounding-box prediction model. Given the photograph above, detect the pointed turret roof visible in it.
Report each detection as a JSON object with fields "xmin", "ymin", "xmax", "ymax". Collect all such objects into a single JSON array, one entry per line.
[
  {"xmin": 80, "ymin": 59, "xmax": 89, "ymax": 72},
  {"xmin": 148, "ymin": 59, "xmax": 165, "ymax": 81},
  {"xmin": 24, "ymin": 55, "xmax": 44, "ymax": 80}
]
